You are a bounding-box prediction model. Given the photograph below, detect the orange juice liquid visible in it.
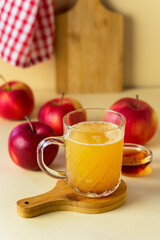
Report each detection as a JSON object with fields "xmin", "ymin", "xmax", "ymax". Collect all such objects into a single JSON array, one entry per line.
[{"xmin": 65, "ymin": 121, "xmax": 124, "ymax": 196}]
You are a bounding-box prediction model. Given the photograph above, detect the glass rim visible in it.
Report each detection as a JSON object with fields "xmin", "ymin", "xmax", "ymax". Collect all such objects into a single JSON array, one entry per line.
[
  {"xmin": 123, "ymin": 143, "xmax": 152, "ymax": 157},
  {"xmin": 63, "ymin": 108, "xmax": 126, "ymax": 132}
]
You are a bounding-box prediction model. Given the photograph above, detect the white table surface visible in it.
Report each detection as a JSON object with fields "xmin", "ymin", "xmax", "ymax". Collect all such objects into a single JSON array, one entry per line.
[{"xmin": 0, "ymin": 88, "xmax": 160, "ymax": 240}]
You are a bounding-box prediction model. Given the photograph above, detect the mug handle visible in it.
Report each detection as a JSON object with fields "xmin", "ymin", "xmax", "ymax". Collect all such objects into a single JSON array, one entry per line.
[{"xmin": 37, "ymin": 136, "xmax": 66, "ymax": 180}]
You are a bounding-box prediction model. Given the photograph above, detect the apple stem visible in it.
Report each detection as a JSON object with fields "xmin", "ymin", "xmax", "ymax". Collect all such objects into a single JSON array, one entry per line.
[
  {"xmin": 60, "ymin": 92, "xmax": 65, "ymax": 104},
  {"xmin": 136, "ymin": 94, "xmax": 139, "ymax": 108},
  {"xmin": 0, "ymin": 75, "xmax": 11, "ymax": 91},
  {"xmin": 25, "ymin": 116, "xmax": 36, "ymax": 134}
]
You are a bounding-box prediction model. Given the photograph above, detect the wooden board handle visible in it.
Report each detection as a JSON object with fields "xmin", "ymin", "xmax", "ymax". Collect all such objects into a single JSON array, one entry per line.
[{"xmin": 17, "ymin": 180, "xmax": 127, "ymax": 218}]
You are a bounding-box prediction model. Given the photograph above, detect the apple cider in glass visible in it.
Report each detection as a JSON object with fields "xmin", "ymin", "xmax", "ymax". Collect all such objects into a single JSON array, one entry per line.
[
  {"xmin": 37, "ymin": 108, "xmax": 126, "ymax": 198},
  {"xmin": 65, "ymin": 121, "xmax": 124, "ymax": 196}
]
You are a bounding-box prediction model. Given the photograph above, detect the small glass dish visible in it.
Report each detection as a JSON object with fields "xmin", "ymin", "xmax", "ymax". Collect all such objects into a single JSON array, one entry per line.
[{"xmin": 122, "ymin": 143, "xmax": 152, "ymax": 175}]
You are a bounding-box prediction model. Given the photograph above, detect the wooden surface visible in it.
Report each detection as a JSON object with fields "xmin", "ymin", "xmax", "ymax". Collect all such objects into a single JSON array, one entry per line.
[
  {"xmin": 55, "ymin": 0, "xmax": 123, "ymax": 93},
  {"xmin": 17, "ymin": 180, "xmax": 127, "ymax": 218}
]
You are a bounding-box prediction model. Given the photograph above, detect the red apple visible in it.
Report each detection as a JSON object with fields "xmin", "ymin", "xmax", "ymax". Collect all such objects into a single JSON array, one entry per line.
[
  {"xmin": 38, "ymin": 93, "xmax": 83, "ymax": 135},
  {"xmin": 64, "ymin": 109, "xmax": 87, "ymax": 127},
  {"xmin": 0, "ymin": 75, "xmax": 34, "ymax": 120},
  {"xmin": 108, "ymin": 95, "xmax": 158, "ymax": 145},
  {"xmin": 8, "ymin": 117, "xmax": 58, "ymax": 171}
]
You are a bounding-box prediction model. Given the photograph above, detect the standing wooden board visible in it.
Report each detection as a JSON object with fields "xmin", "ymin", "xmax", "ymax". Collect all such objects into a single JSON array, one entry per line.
[{"xmin": 55, "ymin": 0, "xmax": 123, "ymax": 93}]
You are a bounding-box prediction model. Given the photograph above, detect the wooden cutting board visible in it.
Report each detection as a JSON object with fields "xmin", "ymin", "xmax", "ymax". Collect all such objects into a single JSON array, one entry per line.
[
  {"xmin": 55, "ymin": 0, "xmax": 123, "ymax": 93},
  {"xmin": 17, "ymin": 180, "xmax": 127, "ymax": 218}
]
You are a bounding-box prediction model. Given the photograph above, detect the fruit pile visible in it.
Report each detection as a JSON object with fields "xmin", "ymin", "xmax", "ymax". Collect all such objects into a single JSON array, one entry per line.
[
  {"xmin": 0, "ymin": 75, "xmax": 83, "ymax": 170},
  {"xmin": 0, "ymin": 75, "xmax": 158, "ymax": 171}
]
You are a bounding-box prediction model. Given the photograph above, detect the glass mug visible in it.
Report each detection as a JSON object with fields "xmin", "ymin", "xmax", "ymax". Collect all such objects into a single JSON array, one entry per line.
[{"xmin": 37, "ymin": 108, "xmax": 126, "ymax": 198}]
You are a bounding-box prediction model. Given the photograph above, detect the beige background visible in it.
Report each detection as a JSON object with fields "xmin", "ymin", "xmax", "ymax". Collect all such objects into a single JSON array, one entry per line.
[
  {"xmin": 0, "ymin": 0, "xmax": 159, "ymax": 90},
  {"xmin": 102, "ymin": 0, "xmax": 160, "ymax": 88}
]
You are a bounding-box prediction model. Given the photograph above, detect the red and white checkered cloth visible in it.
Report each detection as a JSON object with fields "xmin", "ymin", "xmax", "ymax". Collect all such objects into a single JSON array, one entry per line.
[{"xmin": 0, "ymin": 0, "xmax": 55, "ymax": 67}]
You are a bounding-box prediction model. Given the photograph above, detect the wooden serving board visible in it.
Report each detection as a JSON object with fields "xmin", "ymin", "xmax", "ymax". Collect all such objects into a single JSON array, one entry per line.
[
  {"xmin": 17, "ymin": 180, "xmax": 127, "ymax": 218},
  {"xmin": 55, "ymin": 0, "xmax": 123, "ymax": 93}
]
